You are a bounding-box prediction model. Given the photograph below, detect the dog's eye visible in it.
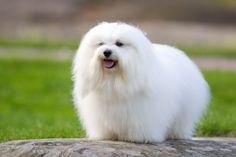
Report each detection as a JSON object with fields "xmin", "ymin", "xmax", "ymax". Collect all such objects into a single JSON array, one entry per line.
[
  {"xmin": 115, "ymin": 41, "xmax": 124, "ymax": 47},
  {"xmin": 98, "ymin": 42, "xmax": 104, "ymax": 46}
]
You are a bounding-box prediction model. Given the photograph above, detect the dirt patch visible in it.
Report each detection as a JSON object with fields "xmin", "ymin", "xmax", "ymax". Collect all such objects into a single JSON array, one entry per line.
[
  {"xmin": 193, "ymin": 57, "xmax": 236, "ymax": 71},
  {"xmin": 1, "ymin": 48, "xmax": 236, "ymax": 71}
]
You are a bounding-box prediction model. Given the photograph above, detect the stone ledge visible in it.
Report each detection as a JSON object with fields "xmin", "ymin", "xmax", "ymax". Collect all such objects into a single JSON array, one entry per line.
[{"xmin": 0, "ymin": 138, "xmax": 236, "ymax": 157}]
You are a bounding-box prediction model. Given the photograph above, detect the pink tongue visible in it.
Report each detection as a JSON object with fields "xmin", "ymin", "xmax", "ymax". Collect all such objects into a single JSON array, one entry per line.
[{"xmin": 104, "ymin": 60, "xmax": 115, "ymax": 68}]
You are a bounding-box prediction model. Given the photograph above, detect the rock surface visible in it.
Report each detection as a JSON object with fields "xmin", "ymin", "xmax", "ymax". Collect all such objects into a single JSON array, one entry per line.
[{"xmin": 0, "ymin": 138, "xmax": 236, "ymax": 157}]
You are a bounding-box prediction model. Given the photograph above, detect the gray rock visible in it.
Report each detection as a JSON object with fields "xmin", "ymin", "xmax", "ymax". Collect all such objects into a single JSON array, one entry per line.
[{"xmin": 0, "ymin": 138, "xmax": 236, "ymax": 157}]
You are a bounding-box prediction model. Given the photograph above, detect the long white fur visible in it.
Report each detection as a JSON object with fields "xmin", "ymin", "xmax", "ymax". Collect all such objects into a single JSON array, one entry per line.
[{"xmin": 72, "ymin": 22, "xmax": 210, "ymax": 142}]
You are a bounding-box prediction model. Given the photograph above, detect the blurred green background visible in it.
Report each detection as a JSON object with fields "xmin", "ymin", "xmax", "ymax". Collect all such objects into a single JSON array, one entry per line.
[{"xmin": 0, "ymin": 0, "xmax": 236, "ymax": 142}]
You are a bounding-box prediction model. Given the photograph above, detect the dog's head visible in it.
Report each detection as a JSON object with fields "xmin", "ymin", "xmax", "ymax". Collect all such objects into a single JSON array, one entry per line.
[{"xmin": 73, "ymin": 22, "xmax": 152, "ymax": 98}]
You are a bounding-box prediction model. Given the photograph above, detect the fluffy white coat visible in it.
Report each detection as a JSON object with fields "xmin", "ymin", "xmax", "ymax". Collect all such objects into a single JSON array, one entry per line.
[{"xmin": 72, "ymin": 22, "xmax": 210, "ymax": 142}]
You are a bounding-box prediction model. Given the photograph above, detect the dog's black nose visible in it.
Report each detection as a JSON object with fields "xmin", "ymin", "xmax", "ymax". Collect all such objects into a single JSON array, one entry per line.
[{"xmin": 103, "ymin": 50, "xmax": 112, "ymax": 58}]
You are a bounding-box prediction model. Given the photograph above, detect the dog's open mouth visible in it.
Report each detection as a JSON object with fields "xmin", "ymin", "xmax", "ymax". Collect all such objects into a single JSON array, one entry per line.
[{"xmin": 103, "ymin": 59, "xmax": 117, "ymax": 69}]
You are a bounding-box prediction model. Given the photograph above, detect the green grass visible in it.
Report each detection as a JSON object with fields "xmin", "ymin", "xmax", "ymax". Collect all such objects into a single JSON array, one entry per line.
[
  {"xmin": 180, "ymin": 46, "xmax": 236, "ymax": 58},
  {"xmin": 0, "ymin": 59, "xmax": 85, "ymax": 142},
  {"xmin": 0, "ymin": 58, "xmax": 236, "ymax": 142},
  {"xmin": 196, "ymin": 70, "xmax": 236, "ymax": 137},
  {"xmin": 0, "ymin": 37, "xmax": 78, "ymax": 49}
]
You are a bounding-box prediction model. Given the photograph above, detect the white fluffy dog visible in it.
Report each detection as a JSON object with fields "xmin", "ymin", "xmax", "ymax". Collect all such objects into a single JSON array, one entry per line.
[{"xmin": 72, "ymin": 22, "xmax": 210, "ymax": 142}]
